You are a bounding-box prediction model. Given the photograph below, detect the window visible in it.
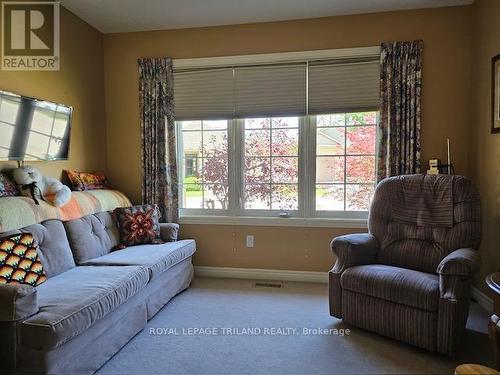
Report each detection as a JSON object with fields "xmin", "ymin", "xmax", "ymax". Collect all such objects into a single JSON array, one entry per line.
[
  {"xmin": 178, "ymin": 120, "xmax": 229, "ymax": 210},
  {"xmin": 314, "ymin": 112, "xmax": 377, "ymax": 212},
  {"xmin": 174, "ymin": 47, "xmax": 381, "ymax": 219},
  {"xmin": 177, "ymin": 111, "xmax": 378, "ymax": 217},
  {"xmin": 243, "ymin": 117, "xmax": 299, "ymax": 211}
]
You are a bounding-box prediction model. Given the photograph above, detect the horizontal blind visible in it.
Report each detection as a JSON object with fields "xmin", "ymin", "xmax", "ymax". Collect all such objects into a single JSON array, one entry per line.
[
  {"xmin": 174, "ymin": 68, "xmax": 234, "ymax": 120},
  {"xmin": 234, "ymin": 63, "xmax": 306, "ymax": 118},
  {"xmin": 308, "ymin": 60, "xmax": 380, "ymax": 114}
]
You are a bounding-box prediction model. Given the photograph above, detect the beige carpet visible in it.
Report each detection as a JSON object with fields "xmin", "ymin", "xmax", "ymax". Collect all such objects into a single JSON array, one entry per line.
[{"xmin": 97, "ymin": 277, "xmax": 494, "ymax": 375}]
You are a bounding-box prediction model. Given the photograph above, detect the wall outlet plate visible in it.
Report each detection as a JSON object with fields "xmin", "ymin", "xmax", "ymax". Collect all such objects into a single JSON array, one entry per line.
[{"xmin": 246, "ymin": 235, "xmax": 254, "ymax": 248}]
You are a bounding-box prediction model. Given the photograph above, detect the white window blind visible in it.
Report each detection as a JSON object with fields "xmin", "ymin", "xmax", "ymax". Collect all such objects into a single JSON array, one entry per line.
[
  {"xmin": 174, "ymin": 55, "xmax": 380, "ymax": 120},
  {"xmin": 233, "ymin": 64, "xmax": 306, "ymax": 118},
  {"xmin": 308, "ymin": 59, "xmax": 380, "ymax": 114},
  {"xmin": 174, "ymin": 68, "xmax": 234, "ymax": 120}
]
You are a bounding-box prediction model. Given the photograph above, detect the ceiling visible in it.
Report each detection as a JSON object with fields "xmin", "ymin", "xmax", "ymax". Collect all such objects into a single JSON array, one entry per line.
[{"xmin": 60, "ymin": 0, "xmax": 474, "ymax": 34}]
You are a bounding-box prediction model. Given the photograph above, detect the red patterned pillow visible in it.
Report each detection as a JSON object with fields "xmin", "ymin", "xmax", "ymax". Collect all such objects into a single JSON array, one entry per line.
[
  {"xmin": 0, "ymin": 172, "xmax": 20, "ymax": 197},
  {"xmin": 114, "ymin": 205, "xmax": 163, "ymax": 248},
  {"xmin": 65, "ymin": 170, "xmax": 109, "ymax": 191},
  {"xmin": 0, "ymin": 233, "xmax": 47, "ymax": 286}
]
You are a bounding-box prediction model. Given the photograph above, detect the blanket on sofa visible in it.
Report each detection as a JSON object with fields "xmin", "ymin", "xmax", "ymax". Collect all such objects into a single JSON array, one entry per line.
[{"xmin": 0, "ymin": 190, "xmax": 131, "ymax": 233}]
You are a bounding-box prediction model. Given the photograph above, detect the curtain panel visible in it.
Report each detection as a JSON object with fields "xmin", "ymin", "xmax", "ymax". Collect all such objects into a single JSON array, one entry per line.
[
  {"xmin": 138, "ymin": 57, "xmax": 178, "ymax": 223},
  {"xmin": 377, "ymin": 40, "xmax": 423, "ymax": 182}
]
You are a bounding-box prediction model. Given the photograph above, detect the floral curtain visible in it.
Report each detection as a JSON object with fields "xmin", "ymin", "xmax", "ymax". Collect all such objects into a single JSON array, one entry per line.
[
  {"xmin": 377, "ymin": 40, "xmax": 423, "ymax": 182},
  {"xmin": 138, "ymin": 57, "xmax": 178, "ymax": 223}
]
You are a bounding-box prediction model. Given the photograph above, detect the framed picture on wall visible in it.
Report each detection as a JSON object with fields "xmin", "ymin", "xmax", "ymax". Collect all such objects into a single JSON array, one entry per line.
[{"xmin": 492, "ymin": 54, "xmax": 500, "ymax": 133}]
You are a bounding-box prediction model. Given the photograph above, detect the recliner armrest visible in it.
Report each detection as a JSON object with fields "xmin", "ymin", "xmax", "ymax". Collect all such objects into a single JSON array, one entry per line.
[
  {"xmin": 0, "ymin": 284, "xmax": 39, "ymax": 322},
  {"xmin": 331, "ymin": 233, "xmax": 379, "ymax": 273},
  {"xmin": 159, "ymin": 222, "xmax": 179, "ymax": 242},
  {"xmin": 437, "ymin": 248, "xmax": 480, "ymax": 277}
]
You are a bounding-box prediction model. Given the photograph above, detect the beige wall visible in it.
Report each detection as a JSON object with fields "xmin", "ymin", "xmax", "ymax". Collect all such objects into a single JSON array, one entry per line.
[
  {"xmin": 0, "ymin": 6, "xmax": 106, "ymax": 179},
  {"xmin": 103, "ymin": 6, "xmax": 474, "ymax": 272},
  {"xmin": 470, "ymin": 0, "xmax": 500, "ymax": 294}
]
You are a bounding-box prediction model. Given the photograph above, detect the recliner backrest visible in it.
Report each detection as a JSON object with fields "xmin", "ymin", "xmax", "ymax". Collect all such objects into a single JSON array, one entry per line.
[{"xmin": 368, "ymin": 174, "xmax": 481, "ymax": 274}]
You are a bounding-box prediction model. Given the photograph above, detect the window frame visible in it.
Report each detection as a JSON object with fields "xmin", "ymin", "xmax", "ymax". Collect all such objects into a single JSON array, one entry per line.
[{"xmin": 177, "ymin": 112, "xmax": 377, "ymax": 220}]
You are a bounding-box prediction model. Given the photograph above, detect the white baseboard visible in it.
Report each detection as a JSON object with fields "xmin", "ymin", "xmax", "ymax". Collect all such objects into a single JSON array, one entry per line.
[
  {"xmin": 472, "ymin": 286, "xmax": 493, "ymax": 313},
  {"xmin": 194, "ymin": 266, "xmax": 329, "ymax": 283}
]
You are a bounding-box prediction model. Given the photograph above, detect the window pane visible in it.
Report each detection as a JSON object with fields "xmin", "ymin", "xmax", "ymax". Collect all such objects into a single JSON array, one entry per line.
[
  {"xmin": 346, "ymin": 126, "xmax": 376, "ymax": 155},
  {"xmin": 317, "ymin": 113, "xmax": 345, "ymax": 127},
  {"xmin": 346, "ymin": 111, "xmax": 377, "ymax": 125},
  {"xmin": 316, "ymin": 156, "xmax": 344, "ymax": 183},
  {"xmin": 0, "ymin": 122, "xmax": 14, "ymax": 150},
  {"xmin": 271, "ymin": 128, "xmax": 298, "ymax": 156},
  {"xmin": 244, "ymin": 184, "xmax": 271, "ymax": 209},
  {"xmin": 316, "ymin": 185, "xmax": 344, "ymax": 211},
  {"xmin": 203, "ymin": 120, "xmax": 227, "ymax": 130},
  {"xmin": 32, "ymin": 108, "xmax": 55, "ymax": 135},
  {"xmin": 245, "ymin": 118, "xmax": 270, "ymax": 129},
  {"xmin": 272, "ymin": 117, "xmax": 298, "ymax": 128},
  {"xmin": 346, "ymin": 184, "xmax": 374, "ymax": 211},
  {"xmin": 272, "ymin": 184, "xmax": 298, "ymax": 210},
  {"xmin": 182, "ymin": 131, "xmax": 202, "ymax": 151},
  {"xmin": 182, "ymin": 184, "xmax": 203, "ymax": 208},
  {"xmin": 245, "ymin": 129, "xmax": 270, "ymax": 156},
  {"xmin": 204, "ymin": 184, "xmax": 228, "ymax": 209},
  {"xmin": 202, "ymin": 158, "xmax": 228, "ymax": 185},
  {"xmin": 245, "ymin": 157, "xmax": 271, "ymax": 184},
  {"xmin": 25, "ymin": 132, "xmax": 50, "ymax": 159},
  {"xmin": 316, "ymin": 127, "xmax": 345, "ymax": 155},
  {"xmin": 271, "ymin": 157, "xmax": 298, "ymax": 183},
  {"xmin": 202, "ymin": 131, "xmax": 227, "ymax": 157},
  {"xmin": 179, "ymin": 120, "xmax": 228, "ymax": 211},
  {"xmin": 346, "ymin": 156, "xmax": 375, "ymax": 183},
  {"xmin": 182, "ymin": 121, "xmax": 201, "ymax": 130}
]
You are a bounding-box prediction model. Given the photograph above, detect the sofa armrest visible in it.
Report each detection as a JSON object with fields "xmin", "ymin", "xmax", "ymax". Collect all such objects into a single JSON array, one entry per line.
[
  {"xmin": 331, "ymin": 233, "xmax": 379, "ymax": 273},
  {"xmin": 0, "ymin": 284, "xmax": 39, "ymax": 322},
  {"xmin": 437, "ymin": 248, "xmax": 480, "ymax": 277},
  {"xmin": 159, "ymin": 222, "xmax": 179, "ymax": 242}
]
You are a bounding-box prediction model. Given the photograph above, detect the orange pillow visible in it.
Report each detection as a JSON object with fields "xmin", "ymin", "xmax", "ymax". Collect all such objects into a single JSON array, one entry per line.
[
  {"xmin": 0, "ymin": 233, "xmax": 47, "ymax": 286},
  {"xmin": 65, "ymin": 170, "xmax": 109, "ymax": 191}
]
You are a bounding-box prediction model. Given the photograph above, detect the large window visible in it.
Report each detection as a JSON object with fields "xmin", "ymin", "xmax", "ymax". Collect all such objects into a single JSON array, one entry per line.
[
  {"xmin": 177, "ymin": 111, "xmax": 377, "ymax": 218},
  {"xmin": 174, "ymin": 47, "xmax": 381, "ymax": 219}
]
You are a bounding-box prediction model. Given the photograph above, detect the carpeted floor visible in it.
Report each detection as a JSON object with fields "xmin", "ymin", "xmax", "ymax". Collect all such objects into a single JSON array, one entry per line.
[{"xmin": 96, "ymin": 277, "xmax": 494, "ymax": 375}]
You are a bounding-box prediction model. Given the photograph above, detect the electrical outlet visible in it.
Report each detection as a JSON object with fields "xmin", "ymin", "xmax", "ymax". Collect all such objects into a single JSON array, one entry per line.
[{"xmin": 246, "ymin": 235, "xmax": 254, "ymax": 248}]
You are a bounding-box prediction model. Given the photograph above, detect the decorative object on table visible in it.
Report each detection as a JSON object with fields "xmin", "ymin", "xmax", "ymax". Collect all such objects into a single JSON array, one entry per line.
[
  {"xmin": 64, "ymin": 170, "xmax": 109, "ymax": 191},
  {"xmin": 0, "ymin": 233, "xmax": 46, "ymax": 286},
  {"xmin": 492, "ymin": 54, "xmax": 500, "ymax": 133},
  {"xmin": 13, "ymin": 166, "xmax": 71, "ymax": 207},
  {"xmin": 427, "ymin": 159, "xmax": 440, "ymax": 175},
  {"xmin": 426, "ymin": 139, "xmax": 455, "ymax": 175},
  {"xmin": 114, "ymin": 204, "xmax": 163, "ymax": 248},
  {"xmin": 0, "ymin": 172, "xmax": 20, "ymax": 197},
  {"xmin": 486, "ymin": 272, "xmax": 500, "ymax": 370}
]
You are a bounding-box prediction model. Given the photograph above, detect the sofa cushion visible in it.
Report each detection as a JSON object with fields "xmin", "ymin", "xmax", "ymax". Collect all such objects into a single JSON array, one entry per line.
[
  {"xmin": 19, "ymin": 265, "xmax": 148, "ymax": 350},
  {"xmin": 64, "ymin": 212, "xmax": 119, "ymax": 263},
  {"xmin": 340, "ymin": 264, "xmax": 439, "ymax": 311},
  {"xmin": 81, "ymin": 239, "xmax": 196, "ymax": 280},
  {"xmin": 114, "ymin": 205, "xmax": 163, "ymax": 248}
]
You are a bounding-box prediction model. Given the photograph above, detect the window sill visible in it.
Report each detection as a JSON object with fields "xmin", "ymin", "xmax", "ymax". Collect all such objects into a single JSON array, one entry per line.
[{"xmin": 179, "ymin": 215, "xmax": 368, "ymax": 228}]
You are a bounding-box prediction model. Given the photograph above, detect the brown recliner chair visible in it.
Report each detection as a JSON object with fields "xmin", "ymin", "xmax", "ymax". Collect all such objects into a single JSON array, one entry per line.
[{"xmin": 329, "ymin": 174, "xmax": 481, "ymax": 355}]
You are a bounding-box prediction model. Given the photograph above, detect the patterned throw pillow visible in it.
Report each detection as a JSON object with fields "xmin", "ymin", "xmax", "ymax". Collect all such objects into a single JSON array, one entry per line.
[
  {"xmin": 65, "ymin": 170, "xmax": 109, "ymax": 191},
  {"xmin": 114, "ymin": 205, "xmax": 163, "ymax": 248},
  {"xmin": 0, "ymin": 172, "xmax": 20, "ymax": 197},
  {"xmin": 0, "ymin": 233, "xmax": 47, "ymax": 286}
]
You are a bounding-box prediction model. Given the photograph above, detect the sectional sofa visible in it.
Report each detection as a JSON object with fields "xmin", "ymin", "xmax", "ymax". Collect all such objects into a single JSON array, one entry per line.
[{"xmin": 0, "ymin": 205, "xmax": 196, "ymax": 374}]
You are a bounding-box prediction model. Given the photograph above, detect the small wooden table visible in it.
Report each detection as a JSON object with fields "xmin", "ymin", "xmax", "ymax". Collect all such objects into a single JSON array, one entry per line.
[{"xmin": 486, "ymin": 272, "xmax": 500, "ymax": 369}]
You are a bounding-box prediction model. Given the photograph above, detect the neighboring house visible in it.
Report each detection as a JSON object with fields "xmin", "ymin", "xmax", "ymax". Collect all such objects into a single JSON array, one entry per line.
[{"xmin": 316, "ymin": 127, "xmax": 344, "ymax": 183}]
